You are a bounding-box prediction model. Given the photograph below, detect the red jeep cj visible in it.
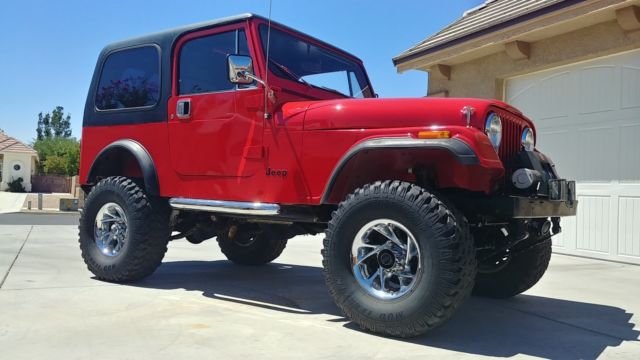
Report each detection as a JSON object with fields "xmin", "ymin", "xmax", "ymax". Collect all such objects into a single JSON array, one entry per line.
[{"xmin": 79, "ymin": 14, "xmax": 577, "ymax": 337}]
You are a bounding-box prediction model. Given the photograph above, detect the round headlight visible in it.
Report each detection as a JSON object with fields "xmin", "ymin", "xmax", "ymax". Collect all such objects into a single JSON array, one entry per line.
[
  {"xmin": 521, "ymin": 127, "xmax": 535, "ymax": 151},
  {"xmin": 485, "ymin": 113, "xmax": 502, "ymax": 151}
]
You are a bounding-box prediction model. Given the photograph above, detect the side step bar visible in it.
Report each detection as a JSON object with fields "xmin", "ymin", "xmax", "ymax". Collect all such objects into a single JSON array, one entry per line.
[{"xmin": 169, "ymin": 198, "xmax": 280, "ymax": 216}]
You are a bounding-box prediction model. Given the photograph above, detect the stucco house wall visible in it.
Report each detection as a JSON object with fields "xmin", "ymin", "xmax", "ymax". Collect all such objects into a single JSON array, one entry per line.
[
  {"xmin": 427, "ymin": 19, "xmax": 640, "ymax": 100},
  {"xmin": 0, "ymin": 151, "xmax": 36, "ymax": 192}
]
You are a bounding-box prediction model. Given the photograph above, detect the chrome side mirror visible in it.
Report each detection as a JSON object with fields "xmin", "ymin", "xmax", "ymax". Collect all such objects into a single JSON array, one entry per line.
[{"xmin": 228, "ymin": 55, "xmax": 260, "ymax": 84}]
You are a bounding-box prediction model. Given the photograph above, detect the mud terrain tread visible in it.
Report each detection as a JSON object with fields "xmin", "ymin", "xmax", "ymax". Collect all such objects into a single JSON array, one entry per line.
[
  {"xmin": 78, "ymin": 176, "xmax": 169, "ymax": 282},
  {"xmin": 218, "ymin": 227, "xmax": 288, "ymax": 266},
  {"xmin": 473, "ymin": 237, "xmax": 552, "ymax": 298},
  {"xmin": 322, "ymin": 180, "xmax": 477, "ymax": 337}
]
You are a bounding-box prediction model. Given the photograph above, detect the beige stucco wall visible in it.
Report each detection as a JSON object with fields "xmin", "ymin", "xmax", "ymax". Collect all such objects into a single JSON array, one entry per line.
[
  {"xmin": 427, "ymin": 20, "xmax": 640, "ymax": 100},
  {"xmin": 0, "ymin": 152, "xmax": 35, "ymax": 192}
]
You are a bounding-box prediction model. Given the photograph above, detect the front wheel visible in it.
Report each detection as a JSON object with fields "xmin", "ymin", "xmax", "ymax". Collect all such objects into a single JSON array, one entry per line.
[
  {"xmin": 78, "ymin": 176, "xmax": 170, "ymax": 282},
  {"xmin": 322, "ymin": 181, "xmax": 476, "ymax": 338}
]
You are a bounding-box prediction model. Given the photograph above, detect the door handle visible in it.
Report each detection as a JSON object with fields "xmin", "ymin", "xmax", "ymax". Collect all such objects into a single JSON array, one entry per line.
[{"xmin": 176, "ymin": 99, "xmax": 191, "ymax": 119}]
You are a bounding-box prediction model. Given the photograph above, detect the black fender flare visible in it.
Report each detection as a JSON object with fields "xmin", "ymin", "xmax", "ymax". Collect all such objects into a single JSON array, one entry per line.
[
  {"xmin": 320, "ymin": 137, "xmax": 480, "ymax": 204},
  {"xmin": 87, "ymin": 139, "xmax": 160, "ymax": 196}
]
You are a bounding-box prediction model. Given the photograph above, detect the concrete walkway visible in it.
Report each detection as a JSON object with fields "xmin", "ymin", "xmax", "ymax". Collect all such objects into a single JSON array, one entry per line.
[
  {"xmin": 1, "ymin": 225, "xmax": 639, "ymax": 359},
  {"xmin": 0, "ymin": 192, "xmax": 27, "ymax": 214}
]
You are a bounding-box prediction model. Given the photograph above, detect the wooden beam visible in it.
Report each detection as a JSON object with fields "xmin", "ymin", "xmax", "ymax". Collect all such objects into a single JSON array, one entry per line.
[
  {"xmin": 429, "ymin": 64, "xmax": 451, "ymax": 80},
  {"xmin": 504, "ymin": 40, "xmax": 531, "ymax": 60},
  {"xmin": 616, "ymin": 5, "xmax": 640, "ymax": 31}
]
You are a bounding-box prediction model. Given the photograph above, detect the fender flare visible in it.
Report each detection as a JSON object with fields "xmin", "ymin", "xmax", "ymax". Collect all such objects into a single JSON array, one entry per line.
[
  {"xmin": 320, "ymin": 137, "xmax": 480, "ymax": 204},
  {"xmin": 87, "ymin": 139, "xmax": 160, "ymax": 196}
]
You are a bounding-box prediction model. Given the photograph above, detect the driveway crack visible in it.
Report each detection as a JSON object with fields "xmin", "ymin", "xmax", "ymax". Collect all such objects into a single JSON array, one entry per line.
[{"xmin": 0, "ymin": 225, "xmax": 33, "ymax": 289}]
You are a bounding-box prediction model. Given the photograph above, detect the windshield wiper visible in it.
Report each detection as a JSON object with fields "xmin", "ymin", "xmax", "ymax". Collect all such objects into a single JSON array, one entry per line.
[
  {"xmin": 268, "ymin": 59, "xmax": 310, "ymax": 86},
  {"xmin": 313, "ymin": 85, "xmax": 350, "ymax": 98},
  {"xmin": 268, "ymin": 59, "xmax": 350, "ymax": 98}
]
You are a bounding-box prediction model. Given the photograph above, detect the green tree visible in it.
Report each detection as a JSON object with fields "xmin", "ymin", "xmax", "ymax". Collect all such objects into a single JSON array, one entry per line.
[
  {"xmin": 32, "ymin": 138, "xmax": 80, "ymax": 176},
  {"xmin": 37, "ymin": 106, "xmax": 72, "ymax": 141},
  {"xmin": 34, "ymin": 106, "xmax": 78, "ymax": 176}
]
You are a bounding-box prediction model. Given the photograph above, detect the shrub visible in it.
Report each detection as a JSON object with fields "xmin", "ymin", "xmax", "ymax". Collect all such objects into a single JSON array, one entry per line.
[{"xmin": 7, "ymin": 177, "xmax": 26, "ymax": 193}]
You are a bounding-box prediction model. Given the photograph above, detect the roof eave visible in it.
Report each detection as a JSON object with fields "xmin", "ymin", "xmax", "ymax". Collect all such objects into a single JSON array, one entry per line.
[{"xmin": 393, "ymin": 0, "xmax": 586, "ymax": 68}]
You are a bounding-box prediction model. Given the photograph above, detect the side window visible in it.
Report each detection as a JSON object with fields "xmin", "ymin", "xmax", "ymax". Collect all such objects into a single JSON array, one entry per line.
[
  {"xmin": 179, "ymin": 29, "xmax": 250, "ymax": 95},
  {"xmin": 95, "ymin": 46, "xmax": 160, "ymax": 110}
]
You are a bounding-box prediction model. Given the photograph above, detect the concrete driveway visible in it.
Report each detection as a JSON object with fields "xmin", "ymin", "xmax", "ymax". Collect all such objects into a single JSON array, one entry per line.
[
  {"xmin": 1, "ymin": 224, "xmax": 639, "ymax": 359},
  {"xmin": 0, "ymin": 192, "xmax": 27, "ymax": 214}
]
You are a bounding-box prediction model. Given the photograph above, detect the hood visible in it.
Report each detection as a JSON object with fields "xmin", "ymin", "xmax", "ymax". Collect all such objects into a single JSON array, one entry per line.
[{"xmin": 292, "ymin": 98, "xmax": 527, "ymax": 131}]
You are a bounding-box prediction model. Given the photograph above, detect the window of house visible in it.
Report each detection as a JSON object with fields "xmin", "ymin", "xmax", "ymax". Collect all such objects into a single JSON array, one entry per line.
[
  {"xmin": 0, "ymin": 156, "xmax": 3, "ymax": 182},
  {"xmin": 178, "ymin": 29, "xmax": 250, "ymax": 95},
  {"xmin": 95, "ymin": 46, "xmax": 160, "ymax": 110}
]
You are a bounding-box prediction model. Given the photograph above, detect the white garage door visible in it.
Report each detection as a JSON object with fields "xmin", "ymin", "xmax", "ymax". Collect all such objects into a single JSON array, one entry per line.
[{"xmin": 506, "ymin": 49, "xmax": 640, "ymax": 264}]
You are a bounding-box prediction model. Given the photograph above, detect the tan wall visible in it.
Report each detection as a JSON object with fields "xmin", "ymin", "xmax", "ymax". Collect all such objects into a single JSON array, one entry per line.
[{"xmin": 428, "ymin": 20, "xmax": 640, "ymax": 100}]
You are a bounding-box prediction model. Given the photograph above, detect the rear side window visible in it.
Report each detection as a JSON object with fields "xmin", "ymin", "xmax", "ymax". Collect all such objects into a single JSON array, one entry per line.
[
  {"xmin": 95, "ymin": 46, "xmax": 160, "ymax": 110},
  {"xmin": 178, "ymin": 29, "xmax": 250, "ymax": 95}
]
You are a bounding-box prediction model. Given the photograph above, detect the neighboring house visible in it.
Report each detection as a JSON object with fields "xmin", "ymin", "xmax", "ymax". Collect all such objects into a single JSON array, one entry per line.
[
  {"xmin": 0, "ymin": 131, "xmax": 38, "ymax": 192},
  {"xmin": 393, "ymin": 0, "xmax": 640, "ymax": 264}
]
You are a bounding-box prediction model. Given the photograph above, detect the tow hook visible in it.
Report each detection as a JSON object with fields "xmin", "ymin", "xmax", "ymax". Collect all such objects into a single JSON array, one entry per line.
[{"xmin": 551, "ymin": 217, "xmax": 562, "ymax": 235}]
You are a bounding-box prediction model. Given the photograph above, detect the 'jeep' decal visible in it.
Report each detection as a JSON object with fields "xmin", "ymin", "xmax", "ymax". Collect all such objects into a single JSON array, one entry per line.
[{"xmin": 266, "ymin": 168, "xmax": 287, "ymax": 178}]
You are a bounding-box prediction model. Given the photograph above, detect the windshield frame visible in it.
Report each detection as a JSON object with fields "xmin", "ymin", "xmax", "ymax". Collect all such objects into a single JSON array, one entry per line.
[{"xmin": 254, "ymin": 22, "xmax": 374, "ymax": 99}]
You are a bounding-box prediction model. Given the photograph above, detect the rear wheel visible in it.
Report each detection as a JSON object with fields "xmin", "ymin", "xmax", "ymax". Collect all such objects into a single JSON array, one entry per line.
[
  {"xmin": 473, "ymin": 236, "xmax": 552, "ymax": 298},
  {"xmin": 322, "ymin": 181, "xmax": 476, "ymax": 337},
  {"xmin": 217, "ymin": 224, "xmax": 288, "ymax": 265},
  {"xmin": 78, "ymin": 176, "xmax": 170, "ymax": 282}
]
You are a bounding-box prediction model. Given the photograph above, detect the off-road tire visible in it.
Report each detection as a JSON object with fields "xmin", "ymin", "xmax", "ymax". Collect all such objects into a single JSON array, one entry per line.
[
  {"xmin": 473, "ymin": 237, "xmax": 552, "ymax": 298},
  {"xmin": 79, "ymin": 176, "xmax": 170, "ymax": 282},
  {"xmin": 217, "ymin": 225, "xmax": 288, "ymax": 265},
  {"xmin": 322, "ymin": 181, "xmax": 477, "ymax": 338}
]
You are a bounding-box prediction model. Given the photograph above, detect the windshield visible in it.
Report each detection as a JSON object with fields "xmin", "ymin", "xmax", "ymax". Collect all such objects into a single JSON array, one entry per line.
[{"xmin": 259, "ymin": 25, "xmax": 373, "ymax": 98}]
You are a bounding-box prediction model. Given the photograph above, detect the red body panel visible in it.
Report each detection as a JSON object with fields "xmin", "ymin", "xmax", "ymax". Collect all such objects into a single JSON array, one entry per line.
[{"xmin": 80, "ymin": 18, "xmax": 535, "ymax": 205}]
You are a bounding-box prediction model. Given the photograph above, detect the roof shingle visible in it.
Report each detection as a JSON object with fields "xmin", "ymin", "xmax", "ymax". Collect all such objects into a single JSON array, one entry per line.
[
  {"xmin": 393, "ymin": 0, "xmax": 583, "ymax": 66},
  {"xmin": 0, "ymin": 132, "xmax": 38, "ymax": 155}
]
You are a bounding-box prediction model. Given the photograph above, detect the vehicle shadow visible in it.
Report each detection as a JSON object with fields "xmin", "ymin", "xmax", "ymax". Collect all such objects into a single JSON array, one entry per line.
[{"xmin": 132, "ymin": 260, "xmax": 639, "ymax": 360}]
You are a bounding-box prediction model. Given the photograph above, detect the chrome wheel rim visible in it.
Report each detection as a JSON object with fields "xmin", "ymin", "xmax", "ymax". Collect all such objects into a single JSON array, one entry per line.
[
  {"xmin": 94, "ymin": 202, "xmax": 128, "ymax": 257},
  {"xmin": 351, "ymin": 219, "xmax": 422, "ymax": 300}
]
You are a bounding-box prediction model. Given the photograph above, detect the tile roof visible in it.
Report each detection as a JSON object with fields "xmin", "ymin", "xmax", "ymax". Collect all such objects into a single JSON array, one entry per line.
[
  {"xmin": 393, "ymin": 0, "xmax": 584, "ymax": 66},
  {"xmin": 0, "ymin": 132, "xmax": 38, "ymax": 155}
]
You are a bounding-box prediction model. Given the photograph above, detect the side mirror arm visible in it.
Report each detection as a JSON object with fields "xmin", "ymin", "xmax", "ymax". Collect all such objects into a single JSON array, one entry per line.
[{"xmin": 238, "ymin": 71, "xmax": 266, "ymax": 87}]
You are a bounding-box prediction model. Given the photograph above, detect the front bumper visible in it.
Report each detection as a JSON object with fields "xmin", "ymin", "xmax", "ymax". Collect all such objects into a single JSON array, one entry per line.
[{"xmin": 479, "ymin": 196, "xmax": 577, "ymax": 219}]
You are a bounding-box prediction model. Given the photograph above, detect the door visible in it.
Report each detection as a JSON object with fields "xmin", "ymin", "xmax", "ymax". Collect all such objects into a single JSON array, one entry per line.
[
  {"xmin": 168, "ymin": 25, "xmax": 263, "ymax": 177},
  {"xmin": 506, "ymin": 49, "xmax": 640, "ymax": 264}
]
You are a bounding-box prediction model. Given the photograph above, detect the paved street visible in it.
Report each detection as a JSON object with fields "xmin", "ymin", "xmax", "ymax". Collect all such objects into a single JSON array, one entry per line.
[
  {"xmin": 1, "ymin": 219, "xmax": 639, "ymax": 359},
  {"xmin": 0, "ymin": 212, "xmax": 79, "ymax": 225}
]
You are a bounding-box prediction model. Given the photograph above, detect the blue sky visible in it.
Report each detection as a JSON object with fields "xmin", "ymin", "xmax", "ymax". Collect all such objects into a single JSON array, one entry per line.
[{"xmin": 0, "ymin": 0, "xmax": 482, "ymax": 143}]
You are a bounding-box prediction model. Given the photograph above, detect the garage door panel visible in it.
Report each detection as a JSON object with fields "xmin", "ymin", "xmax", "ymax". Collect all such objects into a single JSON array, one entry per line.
[
  {"xmin": 621, "ymin": 66, "xmax": 640, "ymax": 109},
  {"xmin": 619, "ymin": 124, "xmax": 640, "ymax": 181},
  {"xmin": 577, "ymin": 127, "xmax": 617, "ymax": 182},
  {"xmin": 537, "ymin": 130, "xmax": 580, "ymax": 178},
  {"xmin": 576, "ymin": 195, "xmax": 611, "ymax": 253},
  {"xmin": 618, "ymin": 197, "xmax": 640, "ymax": 259},
  {"xmin": 506, "ymin": 49, "xmax": 640, "ymax": 264},
  {"xmin": 579, "ymin": 66, "xmax": 617, "ymax": 114}
]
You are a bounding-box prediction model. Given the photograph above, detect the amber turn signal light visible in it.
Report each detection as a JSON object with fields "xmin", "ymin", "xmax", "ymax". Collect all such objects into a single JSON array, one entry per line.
[{"xmin": 417, "ymin": 130, "xmax": 451, "ymax": 139}]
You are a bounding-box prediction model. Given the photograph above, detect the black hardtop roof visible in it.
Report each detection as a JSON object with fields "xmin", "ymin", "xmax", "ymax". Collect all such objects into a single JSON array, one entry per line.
[{"xmin": 100, "ymin": 13, "xmax": 361, "ymax": 61}]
